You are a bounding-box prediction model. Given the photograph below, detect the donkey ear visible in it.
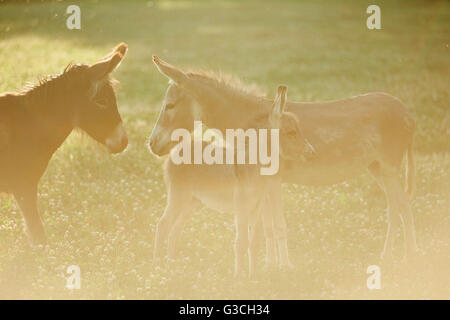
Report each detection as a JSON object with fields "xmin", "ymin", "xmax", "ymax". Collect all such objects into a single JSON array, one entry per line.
[
  {"xmin": 98, "ymin": 42, "xmax": 128, "ymax": 63},
  {"xmin": 113, "ymin": 42, "xmax": 128, "ymax": 57},
  {"xmin": 88, "ymin": 52, "xmax": 124, "ymax": 81},
  {"xmin": 152, "ymin": 55, "xmax": 187, "ymax": 85},
  {"xmin": 273, "ymin": 85, "xmax": 288, "ymax": 116}
]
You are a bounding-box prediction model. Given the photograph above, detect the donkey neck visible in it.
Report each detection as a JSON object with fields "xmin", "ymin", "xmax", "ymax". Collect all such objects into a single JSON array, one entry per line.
[{"xmin": 21, "ymin": 81, "xmax": 75, "ymax": 151}]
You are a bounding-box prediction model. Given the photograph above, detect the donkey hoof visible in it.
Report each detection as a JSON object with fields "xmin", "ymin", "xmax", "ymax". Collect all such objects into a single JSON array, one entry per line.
[
  {"xmin": 152, "ymin": 256, "xmax": 164, "ymax": 265},
  {"xmin": 167, "ymin": 251, "xmax": 180, "ymax": 261},
  {"xmin": 248, "ymin": 272, "xmax": 257, "ymax": 281},
  {"xmin": 380, "ymin": 251, "xmax": 393, "ymax": 263},
  {"xmin": 30, "ymin": 234, "xmax": 47, "ymax": 246},
  {"xmin": 166, "ymin": 256, "xmax": 178, "ymax": 265}
]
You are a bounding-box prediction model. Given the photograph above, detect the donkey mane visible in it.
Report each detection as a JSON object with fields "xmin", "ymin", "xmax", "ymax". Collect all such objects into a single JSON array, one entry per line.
[
  {"xmin": 186, "ymin": 69, "xmax": 266, "ymax": 100},
  {"xmin": 18, "ymin": 63, "xmax": 118, "ymax": 104},
  {"xmin": 20, "ymin": 63, "xmax": 82, "ymax": 97}
]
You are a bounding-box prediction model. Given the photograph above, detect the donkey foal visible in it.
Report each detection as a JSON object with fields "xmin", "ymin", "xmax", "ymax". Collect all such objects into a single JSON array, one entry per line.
[{"xmin": 152, "ymin": 85, "xmax": 308, "ymax": 277}]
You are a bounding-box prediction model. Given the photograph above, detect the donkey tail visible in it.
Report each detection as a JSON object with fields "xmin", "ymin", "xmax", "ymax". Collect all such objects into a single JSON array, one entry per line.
[{"xmin": 405, "ymin": 140, "xmax": 416, "ymax": 198}]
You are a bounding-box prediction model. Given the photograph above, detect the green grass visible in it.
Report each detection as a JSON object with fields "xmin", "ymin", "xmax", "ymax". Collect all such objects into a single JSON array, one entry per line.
[{"xmin": 0, "ymin": 0, "xmax": 449, "ymax": 299}]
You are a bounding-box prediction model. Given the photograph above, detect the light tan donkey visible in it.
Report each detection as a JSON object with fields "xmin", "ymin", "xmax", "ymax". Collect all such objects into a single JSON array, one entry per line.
[
  {"xmin": 151, "ymin": 85, "xmax": 311, "ymax": 277},
  {"xmin": 149, "ymin": 56, "xmax": 419, "ymax": 265}
]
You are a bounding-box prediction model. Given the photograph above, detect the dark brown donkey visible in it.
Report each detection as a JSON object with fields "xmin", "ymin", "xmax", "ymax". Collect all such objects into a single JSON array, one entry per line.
[{"xmin": 0, "ymin": 43, "xmax": 129, "ymax": 244}]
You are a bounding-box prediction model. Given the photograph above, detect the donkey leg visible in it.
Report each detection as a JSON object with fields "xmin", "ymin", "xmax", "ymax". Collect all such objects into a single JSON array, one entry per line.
[
  {"xmin": 234, "ymin": 213, "xmax": 249, "ymax": 278},
  {"xmin": 260, "ymin": 196, "xmax": 277, "ymax": 269},
  {"xmin": 270, "ymin": 184, "xmax": 293, "ymax": 269},
  {"xmin": 380, "ymin": 175, "xmax": 404, "ymax": 263},
  {"xmin": 274, "ymin": 212, "xmax": 293, "ymax": 269},
  {"xmin": 234, "ymin": 190, "xmax": 253, "ymax": 278},
  {"xmin": 401, "ymin": 204, "xmax": 419, "ymax": 259},
  {"xmin": 14, "ymin": 184, "xmax": 47, "ymax": 245},
  {"xmin": 249, "ymin": 217, "xmax": 264, "ymax": 258},
  {"xmin": 167, "ymin": 202, "xmax": 197, "ymax": 260},
  {"xmin": 153, "ymin": 192, "xmax": 188, "ymax": 261},
  {"xmin": 392, "ymin": 179, "xmax": 419, "ymax": 259},
  {"xmin": 248, "ymin": 204, "xmax": 264, "ymax": 278}
]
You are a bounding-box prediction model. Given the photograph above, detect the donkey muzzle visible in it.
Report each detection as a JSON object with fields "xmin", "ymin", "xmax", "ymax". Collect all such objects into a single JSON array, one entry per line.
[
  {"xmin": 149, "ymin": 137, "xmax": 172, "ymax": 156},
  {"xmin": 106, "ymin": 123, "xmax": 128, "ymax": 154}
]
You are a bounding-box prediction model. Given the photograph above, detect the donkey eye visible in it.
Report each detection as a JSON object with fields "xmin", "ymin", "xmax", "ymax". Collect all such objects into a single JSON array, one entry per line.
[
  {"xmin": 95, "ymin": 101, "xmax": 108, "ymax": 109},
  {"xmin": 165, "ymin": 103, "xmax": 175, "ymax": 110},
  {"xmin": 94, "ymin": 95, "xmax": 109, "ymax": 108}
]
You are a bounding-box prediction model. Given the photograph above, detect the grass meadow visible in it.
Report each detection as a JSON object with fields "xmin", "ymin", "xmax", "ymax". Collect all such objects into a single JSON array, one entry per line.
[{"xmin": 0, "ymin": 0, "xmax": 449, "ymax": 299}]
